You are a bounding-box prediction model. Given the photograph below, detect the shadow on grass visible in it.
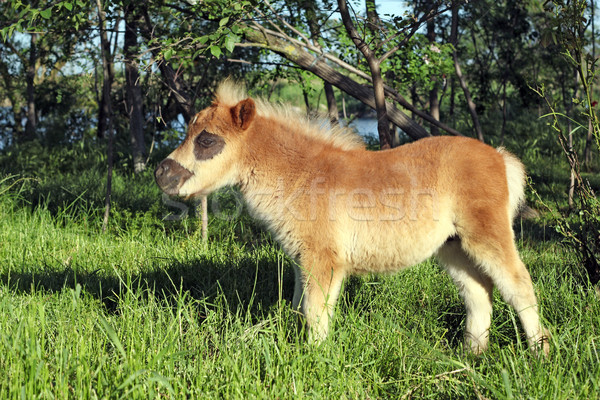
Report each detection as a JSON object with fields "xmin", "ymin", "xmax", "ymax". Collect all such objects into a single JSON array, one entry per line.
[{"xmin": 0, "ymin": 251, "xmax": 297, "ymax": 323}]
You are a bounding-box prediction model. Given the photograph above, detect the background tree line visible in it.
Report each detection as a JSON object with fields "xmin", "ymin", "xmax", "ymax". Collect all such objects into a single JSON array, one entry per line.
[
  {"xmin": 0, "ymin": 0, "xmax": 599, "ymax": 281},
  {"xmin": 0, "ymin": 0, "xmax": 592, "ymax": 156}
]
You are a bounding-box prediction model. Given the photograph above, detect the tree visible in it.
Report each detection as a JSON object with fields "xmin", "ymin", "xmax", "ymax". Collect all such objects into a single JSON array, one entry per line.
[
  {"xmin": 239, "ymin": 0, "xmax": 463, "ymax": 140},
  {"xmin": 124, "ymin": 1, "xmax": 147, "ymax": 173},
  {"xmin": 535, "ymin": 0, "xmax": 600, "ymax": 286},
  {"xmin": 450, "ymin": 1, "xmax": 484, "ymax": 141},
  {"xmin": 96, "ymin": 0, "xmax": 116, "ymax": 233},
  {"xmin": 300, "ymin": 0, "xmax": 339, "ymax": 122},
  {"xmin": 24, "ymin": 33, "xmax": 38, "ymax": 142},
  {"xmin": 338, "ymin": 0, "xmax": 393, "ymax": 148}
]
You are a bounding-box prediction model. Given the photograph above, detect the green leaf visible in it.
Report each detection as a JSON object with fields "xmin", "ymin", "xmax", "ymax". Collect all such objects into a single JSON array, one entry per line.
[
  {"xmin": 40, "ymin": 8, "xmax": 52, "ymax": 19},
  {"xmin": 63, "ymin": 2, "xmax": 73, "ymax": 11},
  {"xmin": 164, "ymin": 48, "xmax": 174, "ymax": 61},
  {"xmin": 224, "ymin": 34, "xmax": 239, "ymax": 53},
  {"xmin": 219, "ymin": 16, "xmax": 229, "ymax": 27},
  {"xmin": 209, "ymin": 45, "xmax": 222, "ymax": 58}
]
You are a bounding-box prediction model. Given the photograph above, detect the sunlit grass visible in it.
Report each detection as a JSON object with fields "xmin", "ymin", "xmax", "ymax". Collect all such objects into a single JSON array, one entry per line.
[{"xmin": 0, "ymin": 173, "xmax": 599, "ymax": 399}]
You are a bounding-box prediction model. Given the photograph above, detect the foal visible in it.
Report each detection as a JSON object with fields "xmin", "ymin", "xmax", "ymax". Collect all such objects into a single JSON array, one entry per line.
[{"xmin": 155, "ymin": 81, "xmax": 549, "ymax": 355}]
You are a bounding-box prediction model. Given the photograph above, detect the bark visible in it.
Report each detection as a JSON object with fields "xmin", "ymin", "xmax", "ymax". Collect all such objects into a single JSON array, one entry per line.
[
  {"xmin": 451, "ymin": 2, "xmax": 484, "ymax": 142},
  {"xmin": 124, "ymin": 4, "xmax": 147, "ymax": 173},
  {"xmin": 96, "ymin": 3, "xmax": 114, "ymax": 139},
  {"xmin": 324, "ymin": 83, "xmax": 338, "ymax": 123},
  {"xmin": 243, "ymin": 27, "xmax": 430, "ymax": 140},
  {"xmin": 338, "ymin": 0, "xmax": 392, "ymax": 148},
  {"xmin": 302, "ymin": 86, "xmax": 311, "ymax": 114},
  {"xmin": 365, "ymin": 0, "xmax": 381, "ymax": 36},
  {"xmin": 24, "ymin": 33, "xmax": 37, "ymax": 142},
  {"xmin": 500, "ymin": 80, "xmax": 507, "ymax": 146},
  {"xmin": 96, "ymin": 0, "xmax": 115, "ymax": 233},
  {"xmin": 427, "ymin": 17, "xmax": 440, "ymax": 136}
]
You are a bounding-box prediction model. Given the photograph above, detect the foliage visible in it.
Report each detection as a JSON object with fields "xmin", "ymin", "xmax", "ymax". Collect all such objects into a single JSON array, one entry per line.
[
  {"xmin": 0, "ymin": 0, "xmax": 90, "ymax": 41},
  {"xmin": 385, "ymin": 33, "xmax": 454, "ymax": 93},
  {"xmin": 533, "ymin": 0, "xmax": 600, "ymax": 285}
]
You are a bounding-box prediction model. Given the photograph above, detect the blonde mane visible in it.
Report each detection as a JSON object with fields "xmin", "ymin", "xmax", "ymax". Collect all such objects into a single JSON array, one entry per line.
[{"xmin": 214, "ymin": 80, "xmax": 365, "ymax": 151}]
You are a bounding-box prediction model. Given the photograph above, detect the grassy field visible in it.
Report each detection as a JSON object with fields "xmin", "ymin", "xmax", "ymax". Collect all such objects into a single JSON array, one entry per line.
[{"xmin": 0, "ymin": 152, "xmax": 599, "ymax": 399}]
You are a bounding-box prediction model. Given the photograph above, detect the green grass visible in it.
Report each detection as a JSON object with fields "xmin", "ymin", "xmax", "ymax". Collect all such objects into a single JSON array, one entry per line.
[{"xmin": 0, "ymin": 170, "xmax": 599, "ymax": 399}]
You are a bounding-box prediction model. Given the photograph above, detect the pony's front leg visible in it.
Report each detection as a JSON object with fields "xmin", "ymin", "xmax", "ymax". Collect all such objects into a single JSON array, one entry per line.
[{"xmin": 293, "ymin": 256, "xmax": 345, "ymax": 343}]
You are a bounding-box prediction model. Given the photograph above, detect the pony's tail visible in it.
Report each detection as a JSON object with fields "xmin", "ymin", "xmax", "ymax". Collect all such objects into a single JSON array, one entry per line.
[{"xmin": 497, "ymin": 148, "xmax": 526, "ymax": 221}]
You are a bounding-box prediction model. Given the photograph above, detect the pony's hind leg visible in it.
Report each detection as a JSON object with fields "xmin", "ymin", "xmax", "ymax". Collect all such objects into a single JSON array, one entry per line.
[
  {"xmin": 436, "ymin": 239, "xmax": 494, "ymax": 354},
  {"xmin": 459, "ymin": 213, "xmax": 549, "ymax": 355}
]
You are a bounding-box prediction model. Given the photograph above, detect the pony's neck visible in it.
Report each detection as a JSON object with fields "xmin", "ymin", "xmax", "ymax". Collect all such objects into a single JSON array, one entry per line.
[
  {"xmin": 242, "ymin": 116, "xmax": 325, "ymax": 183},
  {"xmin": 236, "ymin": 116, "xmax": 331, "ymax": 222}
]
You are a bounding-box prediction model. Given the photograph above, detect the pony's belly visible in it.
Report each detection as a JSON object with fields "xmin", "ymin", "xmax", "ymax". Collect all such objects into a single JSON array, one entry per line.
[{"xmin": 340, "ymin": 218, "xmax": 454, "ymax": 274}]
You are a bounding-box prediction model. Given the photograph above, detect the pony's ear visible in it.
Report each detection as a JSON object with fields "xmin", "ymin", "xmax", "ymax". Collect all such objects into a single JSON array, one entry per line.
[{"xmin": 231, "ymin": 98, "xmax": 256, "ymax": 130}]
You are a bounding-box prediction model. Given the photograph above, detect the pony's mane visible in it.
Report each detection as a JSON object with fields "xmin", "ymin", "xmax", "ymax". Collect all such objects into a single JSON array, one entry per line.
[{"xmin": 214, "ymin": 80, "xmax": 365, "ymax": 151}]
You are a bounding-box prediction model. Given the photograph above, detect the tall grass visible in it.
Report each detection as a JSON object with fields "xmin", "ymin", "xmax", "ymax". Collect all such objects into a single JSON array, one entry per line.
[{"xmin": 0, "ymin": 164, "xmax": 599, "ymax": 398}]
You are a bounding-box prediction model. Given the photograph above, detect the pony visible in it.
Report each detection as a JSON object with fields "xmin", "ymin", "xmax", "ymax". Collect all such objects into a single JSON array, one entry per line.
[{"xmin": 155, "ymin": 81, "xmax": 549, "ymax": 355}]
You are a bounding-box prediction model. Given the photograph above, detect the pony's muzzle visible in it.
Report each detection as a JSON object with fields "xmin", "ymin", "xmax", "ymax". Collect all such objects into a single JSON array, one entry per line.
[{"xmin": 155, "ymin": 158, "xmax": 193, "ymax": 196}]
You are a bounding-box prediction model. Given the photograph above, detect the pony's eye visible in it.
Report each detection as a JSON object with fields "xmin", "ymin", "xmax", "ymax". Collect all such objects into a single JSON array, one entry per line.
[
  {"xmin": 193, "ymin": 130, "xmax": 225, "ymax": 161},
  {"xmin": 196, "ymin": 131, "xmax": 217, "ymax": 147},
  {"xmin": 199, "ymin": 137, "xmax": 215, "ymax": 147}
]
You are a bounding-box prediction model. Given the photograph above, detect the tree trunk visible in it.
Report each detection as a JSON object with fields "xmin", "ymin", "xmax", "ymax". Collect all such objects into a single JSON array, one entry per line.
[
  {"xmin": 369, "ymin": 59, "xmax": 392, "ymax": 149},
  {"xmin": 97, "ymin": 0, "xmax": 115, "ymax": 233},
  {"xmin": 302, "ymin": 85, "xmax": 311, "ymax": 114},
  {"xmin": 324, "ymin": 83, "xmax": 338, "ymax": 123},
  {"xmin": 448, "ymin": 75, "xmax": 455, "ymax": 119},
  {"xmin": 124, "ymin": 4, "xmax": 147, "ymax": 174},
  {"xmin": 427, "ymin": 17, "xmax": 440, "ymax": 136},
  {"xmin": 451, "ymin": 1, "xmax": 484, "ymax": 142},
  {"xmin": 500, "ymin": 79, "xmax": 507, "ymax": 146},
  {"xmin": 338, "ymin": 0, "xmax": 391, "ymax": 148},
  {"xmin": 24, "ymin": 33, "xmax": 37, "ymax": 142},
  {"xmin": 1, "ymin": 54, "xmax": 24, "ymax": 141},
  {"xmin": 365, "ymin": 0, "xmax": 380, "ymax": 33},
  {"xmin": 96, "ymin": 3, "xmax": 114, "ymax": 140}
]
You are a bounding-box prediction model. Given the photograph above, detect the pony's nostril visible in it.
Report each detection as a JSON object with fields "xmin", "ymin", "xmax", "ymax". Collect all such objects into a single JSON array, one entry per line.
[
  {"xmin": 155, "ymin": 159, "xmax": 193, "ymax": 195},
  {"xmin": 155, "ymin": 162, "xmax": 169, "ymax": 178}
]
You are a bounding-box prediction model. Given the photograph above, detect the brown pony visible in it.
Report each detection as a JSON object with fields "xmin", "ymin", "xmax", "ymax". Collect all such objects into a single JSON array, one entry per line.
[{"xmin": 155, "ymin": 81, "xmax": 549, "ymax": 355}]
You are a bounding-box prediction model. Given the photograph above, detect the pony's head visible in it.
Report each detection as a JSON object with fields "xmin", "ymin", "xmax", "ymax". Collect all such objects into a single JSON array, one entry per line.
[{"xmin": 155, "ymin": 86, "xmax": 255, "ymax": 199}]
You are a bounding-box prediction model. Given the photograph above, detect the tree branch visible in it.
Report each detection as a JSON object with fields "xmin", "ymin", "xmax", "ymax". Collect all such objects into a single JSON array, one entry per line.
[
  {"xmin": 246, "ymin": 19, "xmax": 462, "ymax": 136},
  {"xmin": 243, "ymin": 25, "xmax": 431, "ymax": 140}
]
